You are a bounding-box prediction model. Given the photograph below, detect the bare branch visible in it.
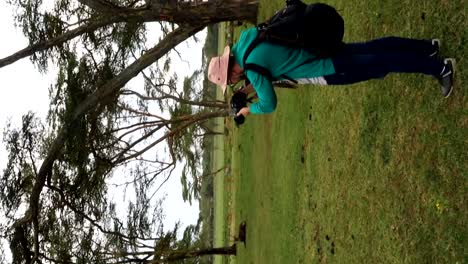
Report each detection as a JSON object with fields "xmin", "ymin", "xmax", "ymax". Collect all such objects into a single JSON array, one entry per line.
[
  {"xmin": 201, "ymin": 166, "xmax": 227, "ymax": 179},
  {"xmin": 117, "ymin": 104, "xmax": 167, "ymax": 119},
  {"xmin": 39, "ymin": 252, "xmax": 76, "ymax": 264},
  {"xmin": 111, "ymin": 124, "xmax": 164, "ymax": 162},
  {"xmin": 95, "ymin": 121, "xmax": 161, "ymax": 153},
  {"xmin": 122, "ymin": 87, "xmax": 227, "ymax": 109},
  {"xmin": 116, "ymin": 110, "xmax": 228, "ymax": 163},
  {"xmin": 193, "ymin": 131, "xmax": 224, "ymax": 137},
  {"xmin": 106, "ymin": 119, "xmax": 162, "ymax": 135},
  {"xmin": 108, "ymin": 109, "xmax": 228, "ymax": 165}
]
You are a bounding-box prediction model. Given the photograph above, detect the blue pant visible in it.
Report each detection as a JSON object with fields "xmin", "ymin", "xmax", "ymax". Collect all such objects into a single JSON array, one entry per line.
[{"xmin": 324, "ymin": 37, "xmax": 445, "ymax": 85}]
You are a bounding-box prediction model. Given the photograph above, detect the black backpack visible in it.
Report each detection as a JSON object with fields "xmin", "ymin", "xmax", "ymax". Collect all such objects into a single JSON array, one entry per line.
[{"xmin": 242, "ymin": 0, "xmax": 344, "ymax": 83}]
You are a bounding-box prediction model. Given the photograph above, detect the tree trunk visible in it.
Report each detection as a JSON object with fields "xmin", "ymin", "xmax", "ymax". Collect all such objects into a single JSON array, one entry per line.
[
  {"xmin": 154, "ymin": 244, "xmax": 237, "ymax": 263},
  {"xmin": 139, "ymin": 1, "xmax": 259, "ymax": 25},
  {"xmin": 0, "ymin": 0, "xmax": 258, "ymax": 68}
]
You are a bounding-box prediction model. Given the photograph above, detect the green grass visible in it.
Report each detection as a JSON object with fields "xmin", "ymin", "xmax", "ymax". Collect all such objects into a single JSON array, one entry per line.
[{"xmin": 215, "ymin": 0, "xmax": 467, "ymax": 263}]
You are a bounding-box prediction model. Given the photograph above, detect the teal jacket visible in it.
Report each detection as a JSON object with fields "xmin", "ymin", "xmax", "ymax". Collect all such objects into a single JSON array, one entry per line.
[{"xmin": 231, "ymin": 27, "xmax": 336, "ymax": 114}]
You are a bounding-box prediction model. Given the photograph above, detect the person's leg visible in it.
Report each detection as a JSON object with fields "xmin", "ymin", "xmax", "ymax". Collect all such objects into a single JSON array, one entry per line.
[
  {"xmin": 343, "ymin": 37, "xmax": 438, "ymax": 56},
  {"xmin": 324, "ymin": 52, "xmax": 445, "ymax": 85}
]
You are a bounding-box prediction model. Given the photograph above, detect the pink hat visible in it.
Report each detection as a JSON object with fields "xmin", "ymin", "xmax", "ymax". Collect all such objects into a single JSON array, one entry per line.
[{"xmin": 208, "ymin": 46, "xmax": 230, "ymax": 94}]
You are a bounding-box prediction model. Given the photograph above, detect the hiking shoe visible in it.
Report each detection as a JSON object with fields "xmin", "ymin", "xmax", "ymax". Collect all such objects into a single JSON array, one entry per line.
[
  {"xmin": 429, "ymin": 39, "xmax": 440, "ymax": 57},
  {"xmin": 437, "ymin": 58, "xmax": 455, "ymax": 98}
]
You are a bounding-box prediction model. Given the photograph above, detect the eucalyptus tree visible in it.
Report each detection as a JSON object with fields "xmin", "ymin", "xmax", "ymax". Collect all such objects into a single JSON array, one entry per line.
[{"xmin": 0, "ymin": 0, "xmax": 258, "ymax": 262}]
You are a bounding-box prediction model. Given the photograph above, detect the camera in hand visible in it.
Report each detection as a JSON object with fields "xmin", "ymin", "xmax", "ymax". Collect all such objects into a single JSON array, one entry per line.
[{"xmin": 230, "ymin": 91, "xmax": 251, "ymax": 126}]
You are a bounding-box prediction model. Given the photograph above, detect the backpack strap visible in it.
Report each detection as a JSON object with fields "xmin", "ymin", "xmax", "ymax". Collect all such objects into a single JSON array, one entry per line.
[
  {"xmin": 242, "ymin": 31, "xmax": 297, "ymax": 84},
  {"xmin": 242, "ymin": 33, "xmax": 263, "ymax": 68}
]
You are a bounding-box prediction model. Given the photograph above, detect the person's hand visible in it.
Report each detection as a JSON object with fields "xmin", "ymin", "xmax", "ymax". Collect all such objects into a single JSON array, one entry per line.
[
  {"xmin": 239, "ymin": 83, "xmax": 258, "ymax": 100},
  {"xmin": 237, "ymin": 107, "xmax": 250, "ymax": 117},
  {"xmin": 240, "ymin": 83, "xmax": 255, "ymax": 94}
]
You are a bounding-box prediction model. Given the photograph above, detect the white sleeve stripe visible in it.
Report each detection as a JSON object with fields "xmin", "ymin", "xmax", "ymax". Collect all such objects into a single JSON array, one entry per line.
[{"xmin": 295, "ymin": 77, "xmax": 328, "ymax": 85}]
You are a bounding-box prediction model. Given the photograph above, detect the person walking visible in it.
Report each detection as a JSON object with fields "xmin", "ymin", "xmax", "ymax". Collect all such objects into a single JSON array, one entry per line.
[{"xmin": 207, "ymin": 27, "xmax": 455, "ymax": 117}]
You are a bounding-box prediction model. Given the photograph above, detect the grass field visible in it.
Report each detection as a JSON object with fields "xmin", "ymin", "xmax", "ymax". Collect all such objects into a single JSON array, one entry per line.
[{"xmin": 214, "ymin": 0, "xmax": 467, "ymax": 263}]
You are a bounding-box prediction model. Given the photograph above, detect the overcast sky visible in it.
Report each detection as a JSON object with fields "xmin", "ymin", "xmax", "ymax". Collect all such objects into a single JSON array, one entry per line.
[{"xmin": 0, "ymin": 0, "xmax": 204, "ymax": 244}]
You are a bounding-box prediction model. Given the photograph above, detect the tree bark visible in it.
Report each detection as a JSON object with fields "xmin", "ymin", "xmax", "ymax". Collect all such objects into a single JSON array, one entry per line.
[
  {"xmin": 150, "ymin": 244, "xmax": 237, "ymax": 263},
  {"xmin": 0, "ymin": 0, "xmax": 258, "ymax": 68},
  {"xmin": 78, "ymin": 0, "xmax": 123, "ymax": 12}
]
